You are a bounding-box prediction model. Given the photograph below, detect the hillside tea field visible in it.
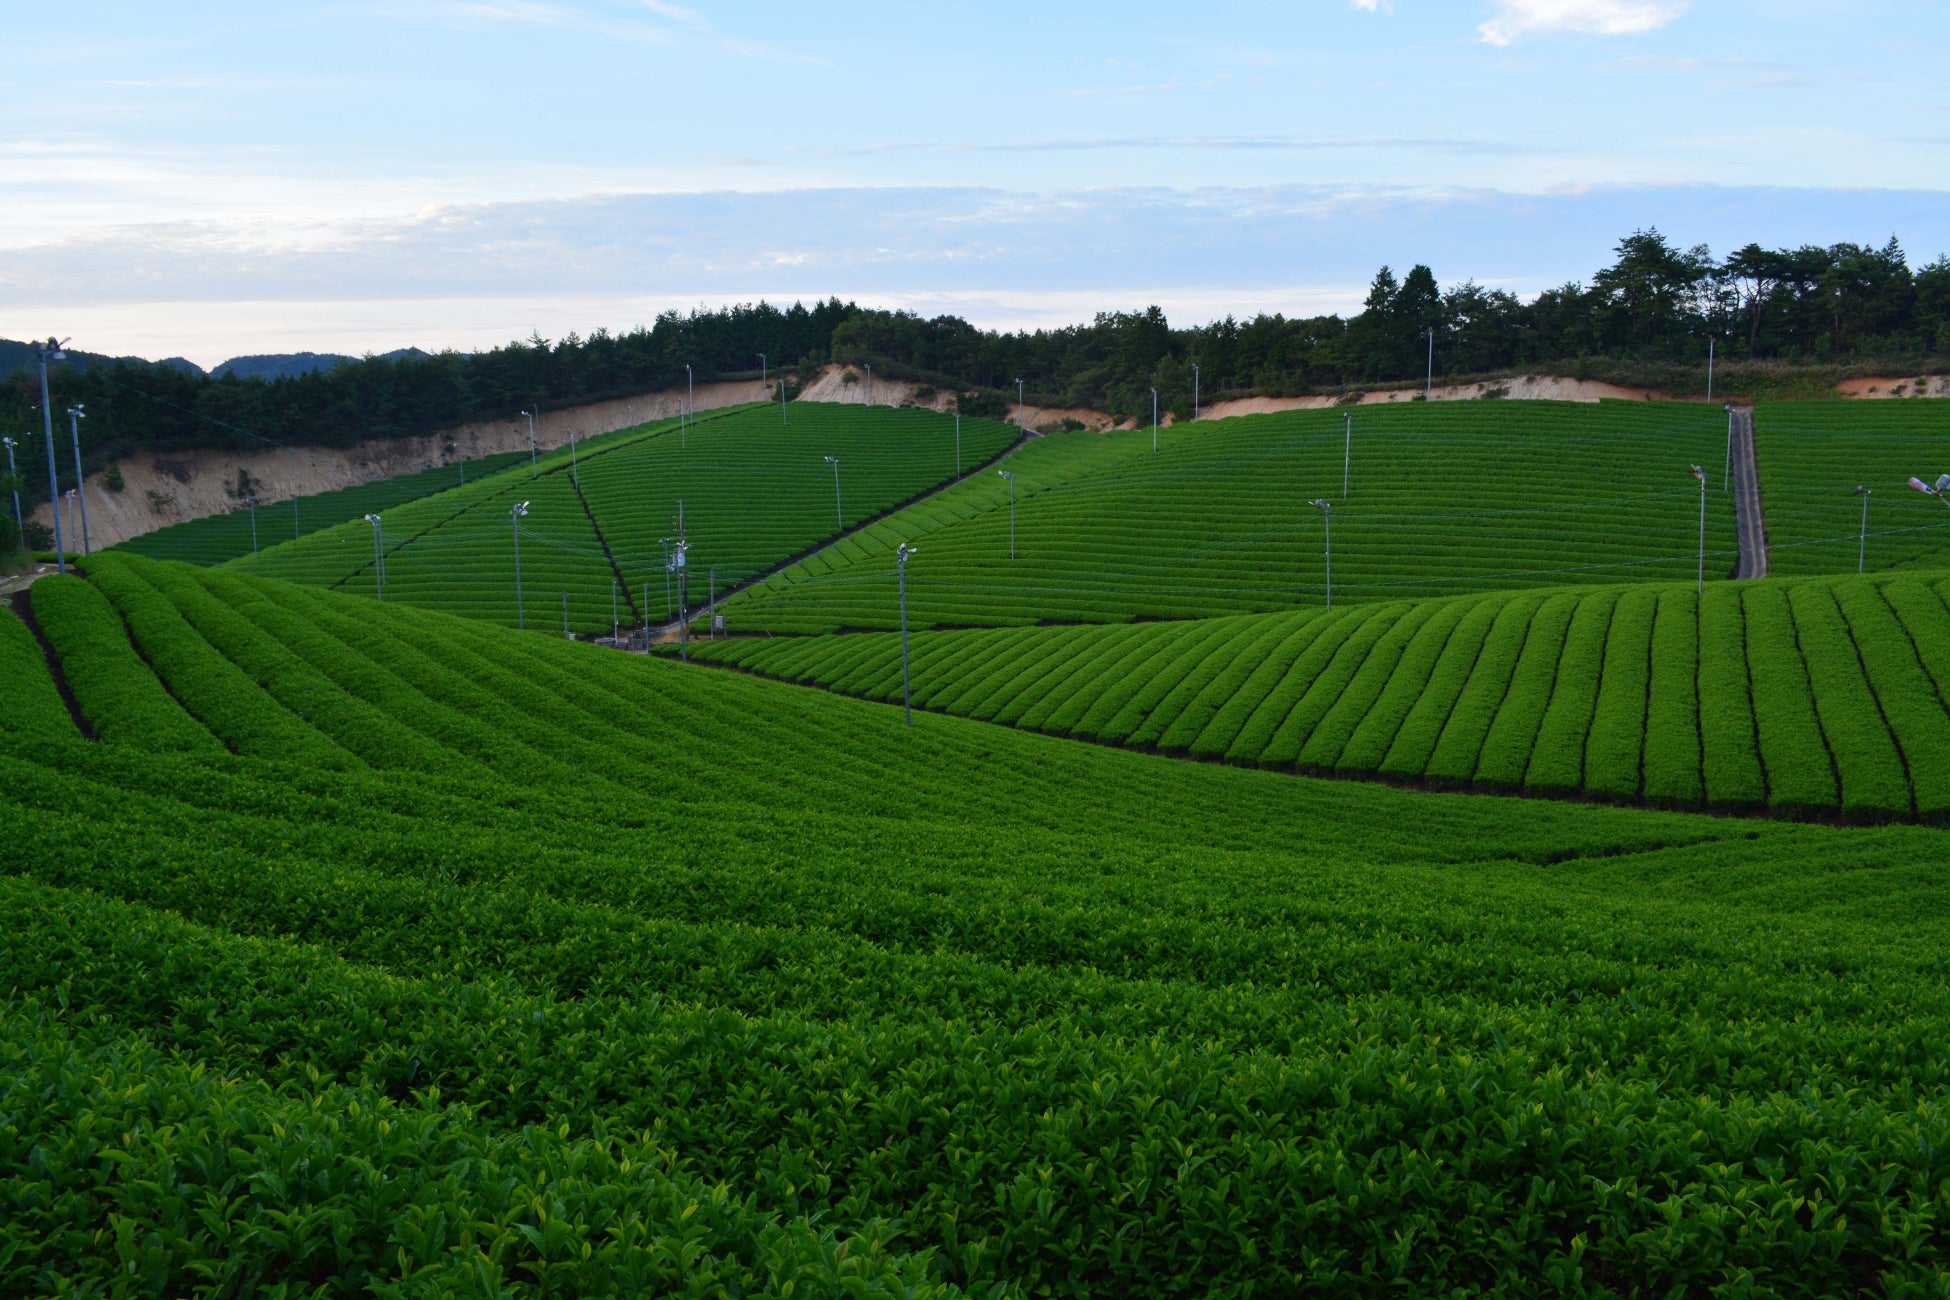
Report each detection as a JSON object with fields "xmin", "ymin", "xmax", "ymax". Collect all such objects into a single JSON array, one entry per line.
[
  {"xmin": 113, "ymin": 448, "xmax": 534, "ymax": 567},
  {"xmin": 723, "ymin": 400, "xmax": 1738, "ymax": 632},
  {"xmin": 1755, "ymin": 399, "xmax": 1950, "ymax": 576},
  {"xmin": 693, "ymin": 568, "xmax": 1950, "ymax": 819},
  {"xmin": 230, "ymin": 402, "xmax": 1020, "ymax": 635},
  {"xmin": 4, "ymin": 550, "xmax": 1950, "ymax": 1295}
]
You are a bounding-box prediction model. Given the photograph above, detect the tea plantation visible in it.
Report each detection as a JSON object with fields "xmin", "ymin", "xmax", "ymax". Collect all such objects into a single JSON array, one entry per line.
[
  {"xmin": 9, "ymin": 395, "xmax": 1950, "ymax": 1295},
  {"xmin": 691, "ymin": 568, "xmax": 1950, "ymax": 819},
  {"xmin": 1754, "ymin": 399, "xmax": 1950, "ymax": 575},
  {"xmin": 228, "ymin": 402, "xmax": 1021, "ymax": 635},
  {"xmin": 722, "ymin": 400, "xmax": 1737, "ymax": 632},
  {"xmin": 114, "ymin": 448, "xmax": 534, "ymax": 567}
]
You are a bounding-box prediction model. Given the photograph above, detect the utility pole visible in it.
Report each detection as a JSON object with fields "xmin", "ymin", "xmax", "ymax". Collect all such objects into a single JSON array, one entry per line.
[
  {"xmin": 1193, "ymin": 364, "xmax": 1200, "ymax": 421},
  {"xmin": 897, "ymin": 542, "xmax": 916, "ymax": 726},
  {"xmin": 66, "ymin": 405, "xmax": 89, "ymax": 555},
  {"xmin": 3, "ymin": 438, "xmax": 22, "ymax": 552},
  {"xmin": 364, "ymin": 513, "xmax": 385, "ymax": 601},
  {"xmin": 612, "ymin": 579, "xmax": 619, "ymax": 643},
  {"xmin": 1425, "ymin": 329, "xmax": 1434, "ymax": 402},
  {"xmin": 521, "ymin": 408, "xmax": 538, "ymax": 477},
  {"xmin": 1015, "ymin": 378, "xmax": 1024, "ymax": 430},
  {"xmin": 1691, "ymin": 466, "xmax": 1707, "ymax": 595},
  {"xmin": 34, "ymin": 339, "xmax": 67, "ymax": 573},
  {"xmin": 825, "ymin": 455, "xmax": 842, "ymax": 529},
  {"xmin": 510, "ymin": 502, "xmax": 528, "ymax": 628},
  {"xmin": 998, "ymin": 469, "xmax": 1016, "ymax": 559},
  {"xmin": 245, "ymin": 497, "xmax": 258, "ymax": 556},
  {"xmin": 1343, "ymin": 411, "xmax": 1352, "ymax": 499},
  {"xmin": 674, "ymin": 540, "xmax": 690, "ymax": 662},
  {"xmin": 1855, "ymin": 485, "xmax": 1871, "ymax": 574},
  {"xmin": 1724, "ymin": 405, "xmax": 1734, "ymax": 489},
  {"xmin": 569, "ymin": 427, "xmax": 579, "ymax": 486},
  {"xmin": 779, "ymin": 378, "xmax": 788, "ymax": 426},
  {"xmin": 1707, "ymin": 337, "xmax": 1715, "ymax": 402},
  {"xmin": 1310, "ymin": 499, "xmax": 1332, "ymax": 609},
  {"xmin": 1152, "ymin": 389, "xmax": 1158, "ymax": 451},
  {"xmin": 709, "ymin": 566, "xmax": 717, "ymax": 639},
  {"xmin": 685, "ymin": 364, "xmax": 693, "ymax": 448},
  {"xmin": 758, "ymin": 353, "xmax": 767, "ymax": 386},
  {"xmin": 954, "ymin": 412, "xmax": 961, "ymax": 475},
  {"xmin": 866, "ymin": 363, "xmax": 873, "ymax": 406}
]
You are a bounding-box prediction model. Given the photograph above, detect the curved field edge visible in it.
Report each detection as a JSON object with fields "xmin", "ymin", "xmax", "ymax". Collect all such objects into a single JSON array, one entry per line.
[{"xmin": 688, "ymin": 568, "xmax": 1950, "ymax": 823}]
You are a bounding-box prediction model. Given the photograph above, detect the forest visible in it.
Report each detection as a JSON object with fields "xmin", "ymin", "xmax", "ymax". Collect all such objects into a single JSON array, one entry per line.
[{"xmin": 3, "ymin": 229, "xmax": 1946, "ymax": 544}]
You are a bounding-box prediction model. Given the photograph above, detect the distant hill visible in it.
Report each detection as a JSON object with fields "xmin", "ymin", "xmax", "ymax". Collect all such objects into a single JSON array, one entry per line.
[
  {"xmin": 0, "ymin": 338, "xmax": 205, "ymax": 380},
  {"xmin": 210, "ymin": 352, "xmax": 355, "ymax": 381},
  {"xmin": 210, "ymin": 347, "xmax": 430, "ymax": 381}
]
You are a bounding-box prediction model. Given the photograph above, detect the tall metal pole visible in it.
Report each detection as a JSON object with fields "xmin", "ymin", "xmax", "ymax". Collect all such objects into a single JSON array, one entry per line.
[
  {"xmin": 511, "ymin": 503, "xmax": 528, "ymax": 628},
  {"xmin": 1856, "ymin": 486, "xmax": 1871, "ymax": 574},
  {"xmin": 897, "ymin": 542, "xmax": 916, "ymax": 726},
  {"xmin": 365, "ymin": 514, "xmax": 384, "ymax": 601},
  {"xmin": 523, "ymin": 408, "xmax": 538, "ymax": 477},
  {"xmin": 569, "ymin": 427, "xmax": 579, "ymax": 486},
  {"xmin": 955, "ymin": 412, "xmax": 961, "ymax": 475},
  {"xmin": 826, "ymin": 456, "xmax": 842, "ymax": 529},
  {"xmin": 613, "ymin": 579, "xmax": 619, "ymax": 642},
  {"xmin": 685, "ymin": 364, "xmax": 693, "ymax": 448},
  {"xmin": 675, "ymin": 541, "xmax": 689, "ymax": 662},
  {"xmin": 1707, "ymin": 337, "xmax": 1715, "ymax": 402},
  {"xmin": 1193, "ymin": 363, "xmax": 1200, "ymax": 421},
  {"xmin": 36, "ymin": 341, "xmax": 66, "ymax": 573},
  {"xmin": 1310, "ymin": 500, "xmax": 1332, "ymax": 610},
  {"xmin": 1343, "ymin": 412, "xmax": 1351, "ymax": 499},
  {"xmin": 1724, "ymin": 405, "xmax": 1733, "ymax": 489},
  {"xmin": 866, "ymin": 363, "xmax": 873, "ymax": 406},
  {"xmin": 1425, "ymin": 329, "xmax": 1434, "ymax": 402},
  {"xmin": 1692, "ymin": 466, "xmax": 1707, "ymax": 595},
  {"xmin": 3, "ymin": 438, "xmax": 21, "ymax": 551},
  {"xmin": 780, "ymin": 379, "xmax": 788, "ymax": 426},
  {"xmin": 562, "ymin": 591, "xmax": 569, "ymax": 638},
  {"xmin": 998, "ymin": 470, "xmax": 1016, "ymax": 559},
  {"xmin": 1015, "ymin": 378, "xmax": 1024, "ymax": 430},
  {"xmin": 709, "ymin": 567, "xmax": 716, "ymax": 638},
  {"xmin": 1151, "ymin": 388, "xmax": 1158, "ymax": 451},
  {"xmin": 246, "ymin": 497, "xmax": 258, "ymax": 556},
  {"xmin": 66, "ymin": 406, "xmax": 89, "ymax": 555},
  {"xmin": 759, "ymin": 353, "xmax": 767, "ymax": 386}
]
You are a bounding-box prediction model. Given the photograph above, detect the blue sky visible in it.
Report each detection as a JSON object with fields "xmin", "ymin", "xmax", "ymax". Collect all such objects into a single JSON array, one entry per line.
[{"xmin": 4, "ymin": 1, "xmax": 1946, "ymax": 365}]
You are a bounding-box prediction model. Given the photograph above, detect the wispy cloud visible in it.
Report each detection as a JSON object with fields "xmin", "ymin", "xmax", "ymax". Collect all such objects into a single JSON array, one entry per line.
[
  {"xmin": 1349, "ymin": 0, "xmax": 1394, "ymax": 12},
  {"xmin": 1480, "ymin": 0, "xmax": 1689, "ymax": 45}
]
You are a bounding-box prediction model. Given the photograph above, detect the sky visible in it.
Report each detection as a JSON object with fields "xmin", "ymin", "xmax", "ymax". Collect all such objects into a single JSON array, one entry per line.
[{"xmin": 3, "ymin": 0, "xmax": 1946, "ymax": 367}]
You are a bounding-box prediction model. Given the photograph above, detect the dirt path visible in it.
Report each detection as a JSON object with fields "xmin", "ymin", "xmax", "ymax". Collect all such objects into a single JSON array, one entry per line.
[{"xmin": 1729, "ymin": 407, "xmax": 1769, "ymax": 579}]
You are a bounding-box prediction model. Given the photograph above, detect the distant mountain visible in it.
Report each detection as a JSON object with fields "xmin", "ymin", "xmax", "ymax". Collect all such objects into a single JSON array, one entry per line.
[
  {"xmin": 0, "ymin": 338, "xmax": 205, "ymax": 380},
  {"xmin": 210, "ymin": 347, "xmax": 431, "ymax": 381},
  {"xmin": 210, "ymin": 352, "xmax": 354, "ymax": 381}
]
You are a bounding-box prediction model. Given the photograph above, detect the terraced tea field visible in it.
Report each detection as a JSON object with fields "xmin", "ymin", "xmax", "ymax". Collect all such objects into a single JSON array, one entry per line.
[
  {"xmin": 7, "ymin": 550, "xmax": 1950, "ymax": 1294},
  {"xmin": 694, "ymin": 567, "xmax": 1950, "ymax": 819},
  {"xmin": 723, "ymin": 400, "xmax": 1737, "ymax": 632},
  {"xmin": 113, "ymin": 448, "xmax": 533, "ymax": 566},
  {"xmin": 1754, "ymin": 399, "xmax": 1950, "ymax": 575},
  {"xmin": 230, "ymin": 402, "xmax": 1019, "ymax": 634}
]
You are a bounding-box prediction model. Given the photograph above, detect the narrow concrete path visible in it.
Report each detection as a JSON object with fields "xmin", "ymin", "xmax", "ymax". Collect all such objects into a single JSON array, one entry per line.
[{"xmin": 1729, "ymin": 406, "xmax": 1769, "ymax": 579}]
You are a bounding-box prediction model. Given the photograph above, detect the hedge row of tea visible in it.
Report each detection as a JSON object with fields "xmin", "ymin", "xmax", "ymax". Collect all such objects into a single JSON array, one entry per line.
[
  {"xmin": 695, "ymin": 568, "xmax": 1950, "ymax": 819},
  {"xmin": 227, "ymin": 403, "xmax": 1019, "ymax": 635},
  {"xmin": 1753, "ymin": 399, "xmax": 1950, "ymax": 576},
  {"xmin": 723, "ymin": 400, "xmax": 1738, "ymax": 632},
  {"xmin": 7, "ymin": 553, "xmax": 1950, "ymax": 1293},
  {"xmin": 114, "ymin": 448, "xmax": 533, "ymax": 567}
]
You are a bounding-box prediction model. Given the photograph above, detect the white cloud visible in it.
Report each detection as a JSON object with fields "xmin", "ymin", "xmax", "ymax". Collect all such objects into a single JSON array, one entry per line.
[
  {"xmin": 1350, "ymin": 0, "xmax": 1393, "ymax": 12},
  {"xmin": 1479, "ymin": 0, "xmax": 1688, "ymax": 45}
]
